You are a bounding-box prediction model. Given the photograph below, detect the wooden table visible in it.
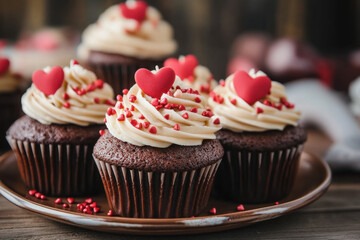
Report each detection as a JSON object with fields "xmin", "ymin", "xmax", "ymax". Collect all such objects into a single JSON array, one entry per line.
[{"xmin": 1, "ymin": 130, "xmax": 360, "ymax": 239}]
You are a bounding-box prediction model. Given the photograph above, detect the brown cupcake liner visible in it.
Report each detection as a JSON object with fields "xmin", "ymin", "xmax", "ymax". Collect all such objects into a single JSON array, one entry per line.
[
  {"xmin": 87, "ymin": 61, "xmax": 162, "ymax": 94},
  {"xmin": 93, "ymin": 156, "xmax": 221, "ymax": 218},
  {"xmin": 7, "ymin": 137, "xmax": 101, "ymax": 196},
  {"xmin": 214, "ymin": 145, "xmax": 304, "ymax": 203}
]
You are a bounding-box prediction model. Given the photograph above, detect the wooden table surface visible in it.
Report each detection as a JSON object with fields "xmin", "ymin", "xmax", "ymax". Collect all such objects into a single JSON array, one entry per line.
[{"xmin": 1, "ymin": 130, "xmax": 360, "ymax": 240}]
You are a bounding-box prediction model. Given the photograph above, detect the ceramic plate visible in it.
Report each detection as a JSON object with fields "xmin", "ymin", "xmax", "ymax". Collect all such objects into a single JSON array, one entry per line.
[{"xmin": 0, "ymin": 151, "xmax": 331, "ymax": 235}]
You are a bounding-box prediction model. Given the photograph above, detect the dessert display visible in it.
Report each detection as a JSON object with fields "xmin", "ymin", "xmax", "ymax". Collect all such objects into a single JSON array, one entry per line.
[
  {"xmin": 0, "ymin": 56, "xmax": 23, "ymax": 149},
  {"xmin": 92, "ymin": 66, "xmax": 223, "ymax": 218},
  {"xmin": 77, "ymin": 0, "xmax": 177, "ymax": 93},
  {"xmin": 6, "ymin": 60, "xmax": 115, "ymax": 196},
  {"xmin": 208, "ymin": 69, "xmax": 306, "ymax": 203},
  {"xmin": 164, "ymin": 55, "xmax": 217, "ymax": 97}
]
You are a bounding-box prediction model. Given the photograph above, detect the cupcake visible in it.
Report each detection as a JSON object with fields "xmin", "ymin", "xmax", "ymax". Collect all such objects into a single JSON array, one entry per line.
[
  {"xmin": 93, "ymin": 66, "xmax": 223, "ymax": 218},
  {"xmin": 0, "ymin": 57, "xmax": 23, "ymax": 149},
  {"xmin": 164, "ymin": 55, "xmax": 217, "ymax": 97},
  {"xmin": 7, "ymin": 60, "xmax": 115, "ymax": 196},
  {"xmin": 77, "ymin": 1, "xmax": 177, "ymax": 94},
  {"xmin": 208, "ymin": 69, "xmax": 306, "ymax": 203}
]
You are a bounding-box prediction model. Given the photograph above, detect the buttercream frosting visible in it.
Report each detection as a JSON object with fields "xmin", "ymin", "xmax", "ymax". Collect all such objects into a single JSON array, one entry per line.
[
  {"xmin": 78, "ymin": 2, "xmax": 177, "ymax": 60},
  {"xmin": 208, "ymin": 69, "xmax": 300, "ymax": 132},
  {"xmin": 183, "ymin": 65, "xmax": 218, "ymax": 97},
  {"xmin": 22, "ymin": 60, "xmax": 114, "ymax": 126},
  {"xmin": 105, "ymin": 69, "xmax": 221, "ymax": 148}
]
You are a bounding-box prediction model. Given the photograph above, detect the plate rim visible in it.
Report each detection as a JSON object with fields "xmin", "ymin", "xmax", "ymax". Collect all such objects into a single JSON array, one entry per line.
[{"xmin": 0, "ymin": 151, "xmax": 331, "ymax": 235}]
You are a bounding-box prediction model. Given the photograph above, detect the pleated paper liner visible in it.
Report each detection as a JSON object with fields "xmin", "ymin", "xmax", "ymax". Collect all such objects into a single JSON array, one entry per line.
[
  {"xmin": 94, "ymin": 156, "xmax": 221, "ymax": 218},
  {"xmin": 87, "ymin": 61, "xmax": 162, "ymax": 94},
  {"xmin": 214, "ymin": 145, "xmax": 304, "ymax": 203},
  {"xmin": 6, "ymin": 137, "xmax": 102, "ymax": 196}
]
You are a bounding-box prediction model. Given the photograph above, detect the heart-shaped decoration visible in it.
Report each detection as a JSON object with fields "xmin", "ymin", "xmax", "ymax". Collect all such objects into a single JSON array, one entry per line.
[
  {"xmin": 164, "ymin": 55, "xmax": 198, "ymax": 81},
  {"xmin": 135, "ymin": 67, "xmax": 175, "ymax": 99},
  {"xmin": 233, "ymin": 71, "xmax": 271, "ymax": 105},
  {"xmin": 32, "ymin": 66, "xmax": 64, "ymax": 95},
  {"xmin": 0, "ymin": 58, "xmax": 10, "ymax": 75},
  {"xmin": 119, "ymin": 1, "xmax": 148, "ymax": 23}
]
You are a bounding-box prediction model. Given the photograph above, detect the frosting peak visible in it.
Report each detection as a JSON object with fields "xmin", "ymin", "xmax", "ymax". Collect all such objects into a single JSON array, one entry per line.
[
  {"xmin": 208, "ymin": 69, "xmax": 300, "ymax": 132},
  {"xmin": 78, "ymin": 3, "xmax": 177, "ymax": 60},
  {"xmin": 105, "ymin": 68, "xmax": 221, "ymax": 148},
  {"xmin": 22, "ymin": 60, "xmax": 114, "ymax": 126}
]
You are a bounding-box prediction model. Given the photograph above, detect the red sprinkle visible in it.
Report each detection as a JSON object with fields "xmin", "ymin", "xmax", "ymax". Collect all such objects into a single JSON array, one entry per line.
[
  {"xmin": 178, "ymin": 105, "xmax": 186, "ymax": 111},
  {"xmin": 194, "ymin": 97, "xmax": 201, "ymax": 103},
  {"xmin": 130, "ymin": 105, "xmax": 135, "ymax": 111},
  {"xmin": 191, "ymin": 107, "xmax": 198, "ymax": 113},
  {"xmin": 276, "ymin": 104, "xmax": 283, "ymax": 111},
  {"xmin": 256, "ymin": 107, "xmax": 264, "ymax": 114},
  {"xmin": 107, "ymin": 108, "xmax": 116, "ymax": 116},
  {"xmin": 28, "ymin": 190, "xmax": 37, "ymax": 196},
  {"xmin": 125, "ymin": 110, "xmax": 133, "ymax": 118},
  {"xmin": 130, "ymin": 119, "xmax": 138, "ymax": 126},
  {"xmin": 122, "ymin": 89, "xmax": 129, "ymax": 95},
  {"xmin": 139, "ymin": 114, "xmax": 145, "ymax": 119},
  {"xmin": 218, "ymin": 97, "xmax": 224, "ymax": 104},
  {"xmin": 85, "ymin": 198, "xmax": 93, "ymax": 204},
  {"xmin": 275, "ymin": 201, "xmax": 279, "ymax": 205},
  {"xmin": 90, "ymin": 202, "xmax": 97, "ymax": 208},
  {"xmin": 35, "ymin": 193, "xmax": 41, "ymax": 199},
  {"xmin": 67, "ymin": 198, "xmax": 75, "ymax": 204},
  {"xmin": 149, "ymin": 126, "xmax": 157, "ymax": 134},
  {"xmin": 173, "ymin": 124, "xmax": 180, "ymax": 131},
  {"xmin": 160, "ymin": 98, "xmax": 168, "ymax": 105},
  {"xmin": 155, "ymin": 105, "xmax": 163, "ymax": 110},
  {"xmin": 237, "ymin": 204, "xmax": 245, "ymax": 211},
  {"xmin": 166, "ymin": 91, "xmax": 173, "ymax": 96},
  {"xmin": 213, "ymin": 118, "xmax": 220, "ymax": 125},
  {"xmin": 230, "ymin": 99, "xmax": 237, "ymax": 105},
  {"xmin": 71, "ymin": 59, "xmax": 79, "ymax": 65},
  {"xmin": 116, "ymin": 94, "xmax": 123, "ymax": 102},
  {"xmin": 129, "ymin": 94, "xmax": 137, "ymax": 102},
  {"xmin": 151, "ymin": 98, "xmax": 159, "ymax": 106},
  {"xmin": 94, "ymin": 79, "xmax": 104, "ymax": 89},
  {"xmin": 99, "ymin": 130, "xmax": 105, "ymax": 136},
  {"xmin": 103, "ymin": 117, "xmax": 107, "ymax": 123},
  {"xmin": 164, "ymin": 104, "xmax": 172, "ymax": 109},
  {"xmin": 63, "ymin": 203, "xmax": 69, "ymax": 208},
  {"xmin": 193, "ymin": 90, "xmax": 200, "ymax": 95},
  {"xmin": 164, "ymin": 114, "xmax": 170, "ymax": 120},
  {"xmin": 263, "ymin": 100, "xmax": 271, "ymax": 106},
  {"xmin": 219, "ymin": 80, "xmax": 225, "ymax": 87},
  {"xmin": 54, "ymin": 198, "xmax": 62, "ymax": 204},
  {"xmin": 94, "ymin": 97, "xmax": 100, "ymax": 104},
  {"xmin": 209, "ymin": 208, "xmax": 217, "ymax": 214},
  {"xmin": 182, "ymin": 113, "xmax": 189, "ymax": 119},
  {"xmin": 135, "ymin": 123, "xmax": 142, "ymax": 129},
  {"xmin": 76, "ymin": 88, "xmax": 86, "ymax": 96},
  {"xmin": 105, "ymin": 99, "xmax": 116, "ymax": 107},
  {"xmin": 87, "ymin": 83, "xmax": 96, "ymax": 92},
  {"xmin": 107, "ymin": 210, "xmax": 114, "ymax": 216},
  {"xmin": 93, "ymin": 207, "xmax": 100, "ymax": 213},
  {"xmin": 117, "ymin": 103, "xmax": 123, "ymax": 109},
  {"xmin": 40, "ymin": 195, "xmax": 46, "ymax": 200},
  {"xmin": 78, "ymin": 205, "xmax": 84, "ymax": 211},
  {"xmin": 143, "ymin": 122, "xmax": 150, "ymax": 129},
  {"xmin": 63, "ymin": 102, "xmax": 71, "ymax": 108},
  {"xmin": 63, "ymin": 93, "xmax": 69, "ymax": 100},
  {"xmin": 76, "ymin": 203, "xmax": 82, "ymax": 208},
  {"xmin": 73, "ymin": 86, "xmax": 79, "ymax": 92},
  {"xmin": 117, "ymin": 114, "xmax": 125, "ymax": 121}
]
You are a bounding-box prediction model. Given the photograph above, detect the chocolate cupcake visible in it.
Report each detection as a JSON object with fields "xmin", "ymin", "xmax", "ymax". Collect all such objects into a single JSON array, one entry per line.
[
  {"xmin": 0, "ymin": 57, "xmax": 23, "ymax": 149},
  {"xmin": 208, "ymin": 69, "xmax": 306, "ymax": 203},
  {"xmin": 93, "ymin": 66, "xmax": 223, "ymax": 218},
  {"xmin": 164, "ymin": 55, "xmax": 217, "ymax": 98},
  {"xmin": 7, "ymin": 60, "xmax": 115, "ymax": 196},
  {"xmin": 77, "ymin": 1, "xmax": 177, "ymax": 94}
]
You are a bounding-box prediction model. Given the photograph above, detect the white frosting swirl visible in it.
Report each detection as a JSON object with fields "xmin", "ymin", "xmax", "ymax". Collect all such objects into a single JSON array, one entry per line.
[
  {"xmin": 0, "ymin": 72, "xmax": 21, "ymax": 92},
  {"xmin": 78, "ymin": 4, "xmax": 177, "ymax": 60},
  {"xmin": 183, "ymin": 65, "xmax": 218, "ymax": 97},
  {"xmin": 105, "ymin": 74, "xmax": 221, "ymax": 148},
  {"xmin": 22, "ymin": 61, "xmax": 114, "ymax": 126},
  {"xmin": 208, "ymin": 69, "xmax": 300, "ymax": 132},
  {"xmin": 350, "ymin": 76, "xmax": 360, "ymax": 116}
]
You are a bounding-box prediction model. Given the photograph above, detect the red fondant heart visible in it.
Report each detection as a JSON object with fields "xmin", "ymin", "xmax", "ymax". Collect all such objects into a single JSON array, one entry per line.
[
  {"xmin": 233, "ymin": 71, "xmax": 271, "ymax": 105},
  {"xmin": 32, "ymin": 66, "xmax": 64, "ymax": 95},
  {"xmin": 119, "ymin": 1, "xmax": 148, "ymax": 22},
  {"xmin": 0, "ymin": 58, "xmax": 10, "ymax": 75},
  {"xmin": 164, "ymin": 55, "xmax": 198, "ymax": 81},
  {"xmin": 135, "ymin": 67, "xmax": 175, "ymax": 99}
]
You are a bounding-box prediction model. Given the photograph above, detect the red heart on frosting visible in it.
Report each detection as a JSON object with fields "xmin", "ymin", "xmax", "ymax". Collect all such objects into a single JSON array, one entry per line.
[
  {"xmin": 0, "ymin": 58, "xmax": 10, "ymax": 75},
  {"xmin": 233, "ymin": 70, "xmax": 271, "ymax": 105},
  {"xmin": 119, "ymin": 1, "xmax": 148, "ymax": 22},
  {"xmin": 32, "ymin": 66, "xmax": 64, "ymax": 95},
  {"xmin": 135, "ymin": 67, "xmax": 175, "ymax": 99},
  {"xmin": 164, "ymin": 55, "xmax": 198, "ymax": 81}
]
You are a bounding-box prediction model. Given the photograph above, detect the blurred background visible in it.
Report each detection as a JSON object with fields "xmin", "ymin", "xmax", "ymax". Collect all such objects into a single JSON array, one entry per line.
[{"xmin": 1, "ymin": 0, "xmax": 360, "ymax": 91}]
